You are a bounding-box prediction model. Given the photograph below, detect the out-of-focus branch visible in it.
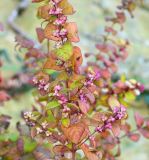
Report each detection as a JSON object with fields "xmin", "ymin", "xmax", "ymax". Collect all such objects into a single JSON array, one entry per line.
[
  {"xmin": 7, "ymin": 0, "xmax": 40, "ymax": 47},
  {"xmin": 7, "ymin": 0, "xmax": 30, "ymax": 39}
]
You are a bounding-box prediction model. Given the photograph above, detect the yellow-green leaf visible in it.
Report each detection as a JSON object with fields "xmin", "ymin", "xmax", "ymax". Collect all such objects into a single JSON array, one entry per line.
[
  {"xmin": 62, "ymin": 118, "xmax": 70, "ymax": 127},
  {"xmin": 46, "ymin": 100, "xmax": 60, "ymax": 109},
  {"xmin": 55, "ymin": 42, "xmax": 73, "ymax": 61}
]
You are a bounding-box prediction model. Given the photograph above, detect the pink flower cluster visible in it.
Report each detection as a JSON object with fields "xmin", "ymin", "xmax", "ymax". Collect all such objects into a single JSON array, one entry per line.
[
  {"xmin": 84, "ymin": 72, "xmax": 100, "ymax": 86},
  {"xmin": 53, "ymin": 85, "xmax": 70, "ymax": 112},
  {"xmin": 32, "ymin": 77, "xmax": 49, "ymax": 93},
  {"xmin": 48, "ymin": 0, "xmax": 69, "ymax": 46},
  {"xmin": 114, "ymin": 79, "xmax": 145, "ymax": 96},
  {"xmin": 53, "ymin": 28, "xmax": 67, "ymax": 38},
  {"xmin": 49, "ymin": 7, "xmax": 62, "ymax": 15},
  {"xmin": 54, "ymin": 16, "xmax": 67, "ymax": 25},
  {"xmin": 79, "ymin": 91, "xmax": 87, "ymax": 102},
  {"xmin": 24, "ymin": 111, "xmax": 35, "ymax": 127},
  {"xmin": 96, "ymin": 105, "xmax": 126, "ymax": 133}
]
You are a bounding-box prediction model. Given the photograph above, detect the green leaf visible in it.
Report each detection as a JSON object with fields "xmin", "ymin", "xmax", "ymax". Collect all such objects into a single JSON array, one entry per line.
[
  {"xmin": 120, "ymin": 74, "xmax": 126, "ymax": 82},
  {"xmin": 24, "ymin": 137, "xmax": 37, "ymax": 153},
  {"xmin": 61, "ymin": 118, "xmax": 70, "ymax": 127},
  {"xmin": 125, "ymin": 91, "xmax": 136, "ymax": 102},
  {"xmin": 43, "ymin": 69, "xmax": 57, "ymax": 75},
  {"xmin": 66, "ymin": 142, "xmax": 73, "ymax": 149},
  {"xmin": 31, "ymin": 111, "xmax": 41, "ymax": 120},
  {"xmin": 47, "ymin": 110, "xmax": 55, "ymax": 122},
  {"xmin": 0, "ymin": 133, "xmax": 19, "ymax": 142},
  {"xmin": 46, "ymin": 100, "xmax": 60, "ymax": 109},
  {"xmin": 55, "ymin": 42, "xmax": 73, "ymax": 61},
  {"xmin": 38, "ymin": 96, "xmax": 48, "ymax": 102}
]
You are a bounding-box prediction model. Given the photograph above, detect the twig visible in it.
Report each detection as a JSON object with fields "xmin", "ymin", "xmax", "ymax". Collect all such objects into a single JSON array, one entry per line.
[
  {"xmin": 7, "ymin": 0, "xmax": 40, "ymax": 47},
  {"xmin": 7, "ymin": 0, "xmax": 30, "ymax": 39}
]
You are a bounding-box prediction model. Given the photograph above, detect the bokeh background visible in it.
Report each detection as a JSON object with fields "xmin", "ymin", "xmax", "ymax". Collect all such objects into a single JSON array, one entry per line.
[{"xmin": 0, "ymin": 0, "xmax": 149, "ymax": 159}]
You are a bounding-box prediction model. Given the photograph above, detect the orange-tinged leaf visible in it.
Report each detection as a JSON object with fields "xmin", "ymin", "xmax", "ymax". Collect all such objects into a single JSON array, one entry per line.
[
  {"xmin": 58, "ymin": 0, "xmax": 75, "ymax": 15},
  {"xmin": 80, "ymin": 144, "xmax": 100, "ymax": 160},
  {"xmin": 128, "ymin": 2, "xmax": 136, "ymax": 12},
  {"xmin": 53, "ymin": 145, "xmax": 69, "ymax": 154},
  {"xmin": 37, "ymin": 5, "xmax": 52, "ymax": 20},
  {"xmin": 44, "ymin": 23, "xmax": 61, "ymax": 41},
  {"xmin": 71, "ymin": 46, "xmax": 82, "ymax": 73},
  {"xmin": 111, "ymin": 123, "xmax": 121, "ymax": 137},
  {"xmin": 43, "ymin": 53, "xmax": 65, "ymax": 71},
  {"xmin": 84, "ymin": 88, "xmax": 95, "ymax": 104},
  {"xmin": 61, "ymin": 122, "xmax": 89, "ymax": 144},
  {"xmin": 65, "ymin": 22, "xmax": 80, "ymax": 42},
  {"xmin": 108, "ymin": 96, "xmax": 120, "ymax": 110}
]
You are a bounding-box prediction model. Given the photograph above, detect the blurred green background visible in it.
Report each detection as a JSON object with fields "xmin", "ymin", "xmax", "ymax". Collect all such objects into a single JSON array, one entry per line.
[{"xmin": 0, "ymin": 0, "xmax": 149, "ymax": 159}]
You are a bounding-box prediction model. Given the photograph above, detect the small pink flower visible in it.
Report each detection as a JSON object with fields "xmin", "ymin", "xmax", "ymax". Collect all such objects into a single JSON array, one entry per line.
[
  {"xmin": 59, "ymin": 28, "xmax": 67, "ymax": 36},
  {"xmin": 96, "ymin": 105, "xmax": 126, "ymax": 133},
  {"xmin": 63, "ymin": 105, "xmax": 70, "ymax": 112},
  {"xmin": 53, "ymin": 28, "xmax": 67, "ymax": 38},
  {"xmin": 138, "ymin": 83, "xmax": 144, "ymax": 93},
  {"xmin": 49, "ymin": 8, "xmax": 62, "ymax": 15},
  {"xmin": 79, "ymin": 92, "xmax": 86, "ymax": 102},
  {"xmin": 54, "ymin": 16, "xmax": 67, "ymax": 25},
  {"xmin": 55, "ymin": 85, "xmax": 61, "ymax": 91}
]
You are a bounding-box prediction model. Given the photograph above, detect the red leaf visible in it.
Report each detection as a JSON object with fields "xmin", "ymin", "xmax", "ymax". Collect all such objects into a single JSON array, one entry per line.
[
  {"xmin": 96, "ymin": 43, "xmax": 109, "ymax": 53},
  {"xmin": 0, "ymin": 22, "xmax": 4, "ymax": 32},
  {"xmin": 83, "ymin": 88, "xmax": 95, "ymax": 104},
  {"xmin": 146, "ymin": 119, "xmax": 149, "ymax": 128},
  {"xmin": 121, "ymin": 123, "xmax": 131, "ymax": 134},
  {"xmin": 128, "ymin": 133, "xmax": 140, "ymax": 142},
  {"xmin": 17, "ymin": 138, "xmax": 24, "ymax": 154},
  {"xmin": 78, "ymin": 100, "xmax": 90, "ymax": 114},
  {"xmin": 36, "ymin": 28, "xmax": 45, "ymax": 43},
  {"xmin": 140, "ymin": 128, "xmax": 149, "ymax": 139},
  {"xmin": 134, "ymin": 112, "xmax": 144, "ymax": 128},
  {"xmin": 100, "ymin": 69, "xmax": 111, "ymax": 79},
  {"xmin": 111, "ymin": 123, "xmax": 121, "ymax": 137},
  {"xmin": 15, "ymin": 35, "xmax": 34, "ymax": 49},
  {"xmin": 0, "ymin": 91, "xmax": 10, "ymax": 102},
  {"xmin": 31, "ymin": 127, "xmax": 37, "ymax": 138},
  {"xmin": 105, "ymin": 26, "xmax": 117, "ymax": 35}
]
